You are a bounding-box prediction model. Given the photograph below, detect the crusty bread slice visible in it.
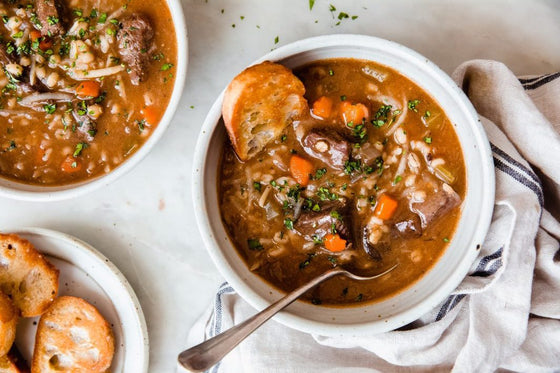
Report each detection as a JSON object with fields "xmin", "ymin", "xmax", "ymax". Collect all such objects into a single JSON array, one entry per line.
[
  {"xmin": 0, "ymin": 235, "xmax": 58, "ymax": 318},
  {"xmin": 0, "ymin": 346, "xmax": 30, "ymax": 373},
  {"xmin": 32, "ymin": 296, "xmax": 114, "ymax": 373},
  {"xmin": 0, "ymin": 292, "xmax": 18, "ymax": 359},
  {"xmin": 222, "ymin": 61, "xmax": 308, "ymax": 160}
]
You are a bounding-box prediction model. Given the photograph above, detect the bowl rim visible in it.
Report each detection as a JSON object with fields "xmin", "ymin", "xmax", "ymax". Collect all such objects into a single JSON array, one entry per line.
[
  {"xmin": 0, "ymin": 0, "xmax": 188, "ymax": 202},
  {"xmin": 193, "ymin": 34, "xmax": 495, "ymax": 336}
]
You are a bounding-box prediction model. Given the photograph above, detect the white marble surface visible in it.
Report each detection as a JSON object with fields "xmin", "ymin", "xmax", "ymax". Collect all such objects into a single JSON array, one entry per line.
[{"xmin": 1, "ymin": 0, "xmax": 559, "ymax": 371}]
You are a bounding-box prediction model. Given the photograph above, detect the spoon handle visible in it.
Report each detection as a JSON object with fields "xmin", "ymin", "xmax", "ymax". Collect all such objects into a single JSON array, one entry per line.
[{"xmin": 177, "ymin": 267, "xmax": 344, "ymax": 372}]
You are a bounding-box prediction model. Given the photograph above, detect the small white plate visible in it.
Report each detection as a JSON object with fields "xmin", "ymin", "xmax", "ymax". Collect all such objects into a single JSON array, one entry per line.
[{"xmin": 3, "ymin": 227, "xmax": 148, "ymax": 372}]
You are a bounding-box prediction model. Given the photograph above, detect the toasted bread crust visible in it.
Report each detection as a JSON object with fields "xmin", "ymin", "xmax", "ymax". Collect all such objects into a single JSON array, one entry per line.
[
  {"xmin": 0, "ymin": 234, "xmax": 59, "ymax": 317},
  {"xmin": 32, "ymin": 296, "xmax": 115, "ymax": 373},
  {"xmin": 222, "ymin": 61, "xmax": 307, "ymax": 160},
  {"xmin": 0, "ymin": 292, "xmax": 17, "ymax": 358}
]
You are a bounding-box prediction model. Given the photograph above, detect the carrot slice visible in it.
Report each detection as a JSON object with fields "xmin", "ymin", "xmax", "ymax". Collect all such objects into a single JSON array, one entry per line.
[
  {"xmin": 76, "ymin": 81, "xmax": 101, "ymax": 98},
  {"xmin": 373, "ymin": 194, "xmax": 398, "ymax": 220},
  {"xmin": 311, "ymin": 96, "xmax": 333, "ymax": 119},
  {"xmin": 324, "ymin": 234, "xmax": 347, "ymax": 252},
  {"xmin": 61, "ymin": 156, "xmax": 82, "ymax": 173},
  {"xmin": 39, "ymin": 38, "xmax": 53, "ymax": 51},
  {"xmin": 340, "ymin": 101, "xmax": 369, "ymax": 125},
  {"xmin": 141, "ymin": 106, "xmax": 159, "ymax": 125},
  {"xmin": 289, "ymin": 155, "xmax": 313, "ymax": 186},
  {"xmin": 30, "ymin": 31, "xmax": 53, "ymax": 51},
  {"xmin": 30, "ymin": 30, "xmax": 41, "ymax": 42}
]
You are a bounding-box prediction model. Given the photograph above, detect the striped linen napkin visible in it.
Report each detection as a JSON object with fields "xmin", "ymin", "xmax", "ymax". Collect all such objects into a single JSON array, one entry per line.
[{"xmin": 187, "ymin": 61, "xmax": 560, "ymax": 373}]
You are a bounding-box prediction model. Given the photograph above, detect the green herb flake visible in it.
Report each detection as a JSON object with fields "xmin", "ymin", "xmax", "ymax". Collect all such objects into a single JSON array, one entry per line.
[
  {"xmin": 43, "ymin": 103, "xmax": 56, "ymax": 114},
  {"xmin": 424, "ymin": 136, "xmax": 432, "ymax": 144},
  {"xmin": 408, "ymin": 99, "xmax": 420, "ymax": 112},
  {"xmin": 340, "ymin": 95, "xmax": 347, "ymax": 101},
  {"xmin": 253, "ymin": 181, "xmax": 262, "ymax": 192},
  {"xmin": 247, "ymin": 238, "xmax": 264, "ymax": 251},
  {"xmin": 284, "ymin": 218, "xmax": 294, "ymax": 230},
  {"xmin": 73, "ymin": 142, "xmax": 88, "ymax": 157},
  {"xmin": 394, "ymin": 175, "xmax": 402, "ymax": 184},
  {"xmin": 314, "ymin": 168, "xmax": 327, "ymax": 180},
  {"xmin": 309, "ymin": 0, "xmax": 315, "ymax": 10},
  {"xmin": 443, "ymin": 237, "xmax": 450, "ymax": 243},
  {"xmin": 161, "ymin": 63, "xmax": 174, "ymax": 71},
  {"xmin": 274, "ymin": 36, "xmax": 279, "ymax": 44}
]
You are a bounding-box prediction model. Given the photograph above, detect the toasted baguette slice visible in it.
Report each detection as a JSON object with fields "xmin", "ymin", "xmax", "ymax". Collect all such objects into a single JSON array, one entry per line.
[
  {"xmin": 32, "ymin": 296, "xmax": 114, "ymax": 373},
  {"xmin": 0, "ymin": 234, "xmax": 58, "ymax": 317},
  {"xmin": 222, "ymin": 61, "xmax": 308, "ymax": 160},
  {"xmin": 0, "ymin": 346, "xmax": 30, "ymax": 373},
  {"xmin": 0, "ymin": 292, "xmax": 17, "ymax": 359}
]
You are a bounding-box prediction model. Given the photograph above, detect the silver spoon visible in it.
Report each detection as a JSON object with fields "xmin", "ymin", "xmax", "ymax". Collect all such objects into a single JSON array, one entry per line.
[{"xmin": 177, "ymin": 264, "xmax": 397, "ymax": 372}]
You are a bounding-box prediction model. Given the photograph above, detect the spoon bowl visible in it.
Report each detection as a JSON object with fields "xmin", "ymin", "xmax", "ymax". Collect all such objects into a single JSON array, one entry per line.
[{"xmin": 177, "ymin": 264, "xmax": 397, "ymax": 372}]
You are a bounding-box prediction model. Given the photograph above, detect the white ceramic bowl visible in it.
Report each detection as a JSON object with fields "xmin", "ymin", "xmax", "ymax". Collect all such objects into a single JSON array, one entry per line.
[
  {"xmin": 193, "ymin": 35, "xmax": 495, "ymax": 336},
  {"xmin": 0, "ymin": 0, "xmax": 188, "ymax": 201}
]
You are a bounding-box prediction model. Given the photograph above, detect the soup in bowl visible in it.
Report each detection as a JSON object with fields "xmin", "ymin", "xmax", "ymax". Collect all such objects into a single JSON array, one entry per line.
[
  {"xmin": 194, "ymin": 35, "xmax": 494, "ymax": 335},
  {"xmin": 0, "ymin": 0, "xmax": 187, "ymax": 200}
]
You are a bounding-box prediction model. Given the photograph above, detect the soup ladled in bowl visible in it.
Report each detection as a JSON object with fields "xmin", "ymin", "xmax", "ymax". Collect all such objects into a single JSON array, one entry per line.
[
  {"xmin": 194, "ymin": 35, "xmax": 494, "ymax": 335},
  {"xmin": 0, "ymin": 0, "xmax": 187, "ymax": 200}
]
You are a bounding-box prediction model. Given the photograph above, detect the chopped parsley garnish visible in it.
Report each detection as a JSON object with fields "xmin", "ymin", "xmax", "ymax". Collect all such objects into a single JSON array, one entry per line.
[
  {"xmin": 73, "ymin": 142, "xmax": 88, "ymax": 157},
  {"xmin": 371, "ymin": 105, "xmax": 392, "ymax": 127},
  {"xmin": 423, "ymin": 110, "xmax": 431, "ymax": 119},
  {"xmin": 287, "ymin": 185, "xmax": 304, "ymax": 202},
  {"xmin": 314, "ymin": 168, "xmax": 327, "ymax": 180},
  {"xmin": 394, "ymin": 175, "xmax": 402, "ymax": 184},
  {"xmin": 309, "ymin": 0, "xmax": 315, "ymax": 10},
  {"xmin": 337, "ymin": 12, "xmax": 349, "ymax": 20},
  {"xmin": 43, "ymin": 103, "xmax": 56, "ymax": 114},
  {"xmin": 340, "ymin": 95, "xmax": 347, "ymax": 101},
  {"xmin": 330, "ymin": 210, "xmax": 342, "ymax": 220},
  {"xmin": 355, "ymin": 293, "xmax": 363, "ymax": 302},
  {"xmin": 253, "ymin": 181, "xmax": 262, "ymax": 192},
  {"xmin": 280, "ymin": 134, "xmax": 287, "ymax": 142},
  {"xmin": 12, "ymin": 31, "xmax": 23, "ymax": 39},
  {"xmin": 136, "ymin": 119, "xmax": 146, "ymax": 131},
  {"xmin": 347, "ymin": 121, "xmax": 367, "ymax": 141},
  {"xmin": 408, "ymin": 99, "xmax": 420, "ymax": 112},
  {"xmin": 274, "ymin": 36, "xmax": 279, "ymax": 44},
  {"xmin": 98, "ymin": 13, "xmax": 107, "ymax": 23},
  {"xmin": 311, "ymin": 298, "xmax": 322, "ymax": 305},
  {"xmin": 303, "ymin": 198, "xmax": 321, "ymax": 212},
  {"xmin": 161, "ymin": 63, "xmax": 174, "ymax": 71},
  {"xmin": 247, "ymin": 238, "xmax": 264, "ymax": 251},
  {"xmin": 424, "ymin": 136, "xmax": 432, "ymax": 144},
  {"xmin": 328, "ymin": 69, "xmax": 334, "ymax": 76},
  {"xmin": 327, "ymin": 256, "xmax": 337, "ymax": 266},
  {"xmin": 344, "ymin": 159, "xmax": 362, "ymax": 175},
  {"xmin": 443, "ymin": 237, "xmax": 450, "ymax": 243},
  {"xmin": 317, "ymin": 187, "xmax": 338, "ymax": 201},
  {"xmin": 284, "ymin": 218, "xmax": 294, "ymax": 230}
]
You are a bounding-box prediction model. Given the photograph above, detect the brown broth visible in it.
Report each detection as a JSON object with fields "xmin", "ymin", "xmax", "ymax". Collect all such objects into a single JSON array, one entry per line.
[{"xmin": 220, "ymin": 58, "xmax": 466, "ymax": 306}]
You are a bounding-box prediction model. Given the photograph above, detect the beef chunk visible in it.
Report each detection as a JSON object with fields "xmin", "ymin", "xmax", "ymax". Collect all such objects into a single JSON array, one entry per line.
[
  {"xmin": 300, "ymin": 130, "xmax": 350, "ymax": 170},
  {"xmin": 117, "ymin": 14, "xmax": 154, "ymax": 85},
  {"xmin": 295, "ymin": 200, "xmax": 351, "ymax": 241},
  {"xmin": 411, "ymin": 183, "xmax": 461, "ymax": 229},
  {"xmin": 393, "ymin": 213, "xmax": 423, "ymax": 238},
  {"xmin": 35, "ymin": 0, "xmax": 65, "ymax": 37}
]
